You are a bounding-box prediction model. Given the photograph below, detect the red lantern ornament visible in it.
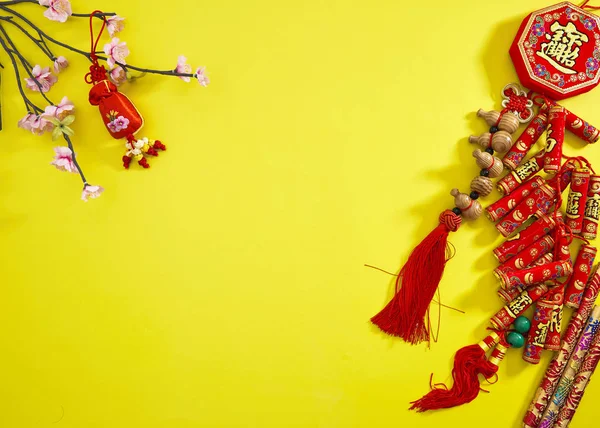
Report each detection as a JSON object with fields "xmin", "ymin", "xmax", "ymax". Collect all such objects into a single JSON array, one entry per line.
[
  {"xmin": 510, "ymin": 2, "xmax": 600, "ymax": 100},
  {"xmin": 85, "ymin": 11, "xmax": 166, "ymax": 169}
]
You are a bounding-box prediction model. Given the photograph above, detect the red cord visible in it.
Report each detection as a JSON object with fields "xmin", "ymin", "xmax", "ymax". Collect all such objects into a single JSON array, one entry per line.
[
  {"xmin": 582, "ymin": 0, "xmax": 600, "ymax": 10},
  {"xmin": 89, "ymin": 10, "xmax": 107, "ymax": 61},
  {"xmin": 84, "ymin": 10, "xmax": 108, "ymax": 84}
]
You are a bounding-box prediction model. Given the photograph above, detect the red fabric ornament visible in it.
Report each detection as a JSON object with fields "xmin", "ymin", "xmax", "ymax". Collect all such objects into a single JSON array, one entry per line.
[
  {"xmin": 84, "ymin": 11, "xmax": 166, "ymax": 169},
  {"xmin": 510, "ymin": 2, "xmax": 600, "ymax": 100},
  {"xmin": 89, "ymin": 80, "xmax": 144, "ymax": 139}
]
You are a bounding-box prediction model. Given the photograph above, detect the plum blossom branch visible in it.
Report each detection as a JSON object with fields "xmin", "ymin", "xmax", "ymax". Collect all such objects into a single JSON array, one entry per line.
[
  {"xmin": 0, "ymin": 31, "xmax": 42, "ymax": 113},
  {"xmin": 0, "ymin": 15, "xmax": 54, "ymax": 58},
  {"xmin": 0, "ymin": 6, "xmax": 92, "ymax": 57},
  {"xmin": 62, "ymin": 134, "xmax": 86, "ymax": 184},
  {"xmin": 71, "ymin": 11, "xmax": 116, "ymax": 18},
  {"xmin": 0, "ymin": 0, "xmax": 37, "ymax": 5},
  {"xmin": 0, "ymin": 6, "xmax": 198, "ymax": 79},
  {"xmin": 0, "ymin": 22, "xmax": 54, "ymax": 104},
  {"xmin": 0, "ymin": 0, "xmax": 207, "ymax": 200},
  {"xmin": 0, "ymin": 21, "xmax": 89, "ymax": 189}
]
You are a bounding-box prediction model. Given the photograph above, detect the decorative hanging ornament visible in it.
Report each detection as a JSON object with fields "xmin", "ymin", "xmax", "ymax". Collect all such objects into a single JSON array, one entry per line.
[
  {"xmin": 369, "ymin": 0, "xmax": 600, "ymax": 421},
  {"xmin": 510, "ymin": 2, "xmax": 600, "ymax": 100},
  {"xmin": 85, "ymin": 11, "xmax": 165, "ymax": 169}
]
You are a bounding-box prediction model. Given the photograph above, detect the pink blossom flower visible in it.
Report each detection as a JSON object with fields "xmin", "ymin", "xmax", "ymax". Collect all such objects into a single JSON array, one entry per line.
[
  {"xmin": 175, "ymin": 55, "xmax": 192, "ymax": 82},
  {"xmin": 195, "ymin": 67, "xmax": 210, "ymax": 87},
  {"xmin": 50, "ymin": 146, "xmax": 78, "ymax": 173},
  {"xmin": 25, "ymin": 65, "xmax": 58, "ymax": 93},
  {"xmin": 44, "ymin": 96, "xmax": 75, "ymax": 120},
  {"xmin": 106, "ymin": 15, "xmax": 125, "ymax": 37},
  {"xmin": 81, "ymin": 184, "xmax": 104, "ymax": 202},
  {"xmin": 18, "ymin": 113, "xmax": 37, "ymax": 132},
  {"xmin": 103, "ymin": 38, "xmax": 130, "ymax": 69},
  {"xmin": 109, "ymin": 66, "xmax": 127, "ymax": 86},
  {"xmin": 39, "ymin": 0, "xmax": 72, "ymax": 23},
  {"xmin": 17, "ymin": 114, "xmax": 54, "ymax": 136},
  {"xmin": 30, "ymin": 115, "xmax": 54, "ymax": 136},
  {"xmin": 107, "ymin": 115, "xmax": 130, "ymax": 133},
  {"xmin": 53, "ymin": 56, "xmax": 69, "ymax": 73}
]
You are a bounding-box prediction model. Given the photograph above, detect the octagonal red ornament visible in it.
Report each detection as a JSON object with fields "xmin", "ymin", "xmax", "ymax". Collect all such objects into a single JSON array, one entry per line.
[{"xmin": 510, "ymin": 2, "xmax": 600, "ymax": 100}]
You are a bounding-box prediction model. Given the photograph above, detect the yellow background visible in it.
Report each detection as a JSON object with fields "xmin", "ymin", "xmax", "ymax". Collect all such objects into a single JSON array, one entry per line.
[{"xmin": 2, "ymin": 0, "xmax": 600, "ymax": 426}]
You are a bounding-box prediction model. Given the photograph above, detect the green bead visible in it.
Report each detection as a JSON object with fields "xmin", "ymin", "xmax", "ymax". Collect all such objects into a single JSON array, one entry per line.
[
  {"xmin": 514, "ymin": 316, "xmax": 532, "ymax": 335},
  {"xmin": 507, "ymin": 331, "xmax": 526, "ymax": 348}
]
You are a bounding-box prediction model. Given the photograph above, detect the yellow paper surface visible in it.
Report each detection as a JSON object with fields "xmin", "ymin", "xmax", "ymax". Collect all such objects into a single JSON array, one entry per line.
[{"xmin": 1, "ymin": 0, "xmax": 600, "ymax": 426}]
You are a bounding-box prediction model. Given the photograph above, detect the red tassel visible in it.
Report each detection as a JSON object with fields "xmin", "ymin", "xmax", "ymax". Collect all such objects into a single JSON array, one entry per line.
[
  {"xmin": 154, "ymin": 140, "xmax": 166, "ymax": 151},
  {"xmin": 410, "ymin": 333, "xmax": 506, "ymax": 412},
  {"xmin": 371, "ymin": 210, "xmax": 461, "ymax": 343}
]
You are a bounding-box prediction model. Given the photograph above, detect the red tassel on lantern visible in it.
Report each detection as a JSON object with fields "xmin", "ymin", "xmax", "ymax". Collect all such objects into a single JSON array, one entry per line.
[
  {"xmin": 410, "ymin": 332, "xmax": 505, "ymax": 412},
  {"xmin": 371, "ymin": 210, "xmax": 461, "ymax": 344}
]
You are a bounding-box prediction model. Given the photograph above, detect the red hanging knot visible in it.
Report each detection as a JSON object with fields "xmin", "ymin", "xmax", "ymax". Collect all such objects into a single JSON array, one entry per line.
[
  {"xmin": 85, "ymin": 64, "xmax": 108, "ymax": 84},
  {"xmin": 502, "ymin": 86, "xmax": 531, "ymax": 119},
  {"xmin": 84, "ymin": 10, "xmax": 108, "ymax": 84},
  {"xmin": 439, "ymin": 210, "xmax": 461, "ymax": 232}
]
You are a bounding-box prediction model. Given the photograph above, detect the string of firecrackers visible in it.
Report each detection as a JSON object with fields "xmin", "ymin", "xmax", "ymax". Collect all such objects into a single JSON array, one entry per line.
[
  {"xmin": 405, "ymin": 82, "xmax": 600, "ymax": 413},
  {"xmin": 0, "ymin": 0, "xmax": 210, "ymax": 201},
  {"xmin": 366, "ymin": 1, "xmax": 600, "ymax": 422}
]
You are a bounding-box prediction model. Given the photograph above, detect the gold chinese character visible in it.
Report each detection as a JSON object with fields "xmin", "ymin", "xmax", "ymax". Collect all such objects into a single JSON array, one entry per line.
[
  {"xmin": 507, "ymin": 293, "xmax": 533, "ymax": 317},
  {"xmin": 516, "ymin": 159, "xmax": 540, "ymax": 181},
  {"xmin": 537, "ymin": 21, "xmax": 589, "ymax": 74},
  {"xmin": 585, "ymin": 196, "xmax": 600, "ymax": 221},
  {"xmin": 534, "ymin": 322, "xmax": 549, "ymax": 346},
  {"xmin": 567, "ymin": 191, "xmax": 583, "ymax": 216},
  {"xmin": 549, "ymin": 308, "xmax": 562, "ymax": 333}
]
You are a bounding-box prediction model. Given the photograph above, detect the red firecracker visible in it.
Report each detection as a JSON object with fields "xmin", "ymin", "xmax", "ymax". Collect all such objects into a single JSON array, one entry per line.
[
  {"xmin": 583, "ymin": 175, "xmax": 600, "ymax": 240},
  {"xmin": 543, "ymin": 286, "xmax": 565, "ymax": 352},
  {"xmin": 491, "ymin": 283, "xmax": 550, "ymax": 330},
  {"xmin": 565, "ymin": 245, "xmax": 597, "ymax": 309},
  {"xmin": 494, "ymin": 235, "xmax": 555, "ymax": 277},
  {"xmin": 494, "ymin": 183, "xmax": 557, "ymax": 237},
  {"xmin": 566, "ymin": 168, "xmax": 591, "ymax": 234},
  {"xmin": 497, "ymin": 152, "xmax": 545, "ymax": 196},
  {"xmin": 503, "ymin": 107, "xmax": 548, "ymax": 170},
  {"xmin": 493, "ymin": 214, "xmax": 559, "ymax": 263},
  {"xmin": 523, "ymin": 300, "xmax": 553, "ymax": 364},
  {"xmin": 544, "ymin": 106, "xmax": 566, "ymax": 173},
  {"xmin": 487, "ymin": 176, "xmax": 546, "ymax": 222},
  {"xmin": 495, "ymin": 260, "xmax": 572, "ymax": 291},
  {"xmin": 497, "ymin": 253, "xmax": 555, "ymax": 303}
]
